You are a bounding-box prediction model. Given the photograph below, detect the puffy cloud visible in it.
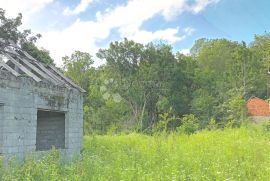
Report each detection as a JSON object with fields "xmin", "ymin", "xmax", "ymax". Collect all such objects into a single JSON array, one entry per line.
[
  {"xmin": 36, "ymin": 0, "xmax": 218, "ymax": 66},
  {"xmin": 63, "ymin": 0, "xmax": 93, "ymax": 16},
  {"xmin": 183, "ymin": 27, "xmax": 196, "ymax": 36},
  {"xmin": 190, "ymin": 0, "xmax": 219, "ymax": 13},
  {"xmin": 37, "ymin": 19, "xmax": 109, "ymax": 66},
  {"xmin": 0, "ymin": 0, "xmax": 53, "ymax": 25},
  {"xmin": 179, "ymin": 48, "xmax": 190, "ymax": 55},
  {"xmin": 125, "ymin": 27, "xmax": 186, "ymax": 44}
]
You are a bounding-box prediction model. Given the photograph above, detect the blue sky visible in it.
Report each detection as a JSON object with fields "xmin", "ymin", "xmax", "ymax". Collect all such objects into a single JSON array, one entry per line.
[{"xmin": 1, "ymin": 0, "xmax": 269, "ymax": 66}]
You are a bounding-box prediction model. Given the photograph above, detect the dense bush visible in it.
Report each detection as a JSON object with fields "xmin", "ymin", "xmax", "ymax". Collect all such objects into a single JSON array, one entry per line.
[{"xmin": 177, "ymin": 114, "xmax": 200, "ymax": 135}]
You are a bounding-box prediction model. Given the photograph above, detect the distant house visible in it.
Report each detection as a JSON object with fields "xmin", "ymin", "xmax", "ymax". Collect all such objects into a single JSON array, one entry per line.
[
  {"xmin": 0, "ymin": 39, "xmax": 85, "ymax": 160},
  {"xmin": 247, "ymin": 96, "xmax": 270, "ymax": 123}
]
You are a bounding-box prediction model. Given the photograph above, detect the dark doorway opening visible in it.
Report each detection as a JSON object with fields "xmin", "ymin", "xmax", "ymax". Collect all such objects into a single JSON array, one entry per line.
[{"xmin": 36, "ymin": 110, "xmax": 65, "ymax": 151}]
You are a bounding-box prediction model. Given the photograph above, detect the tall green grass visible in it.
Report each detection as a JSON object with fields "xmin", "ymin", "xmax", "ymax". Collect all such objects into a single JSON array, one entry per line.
[{"xmin": 1, "ymin": 125, "xmax": 270, "ymax": 180}]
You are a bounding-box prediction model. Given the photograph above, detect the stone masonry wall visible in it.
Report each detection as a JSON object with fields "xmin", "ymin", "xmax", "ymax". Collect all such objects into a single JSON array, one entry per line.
[{"xmin": 0, "ymin": 71, "xmax": 83, "ymax": 160}]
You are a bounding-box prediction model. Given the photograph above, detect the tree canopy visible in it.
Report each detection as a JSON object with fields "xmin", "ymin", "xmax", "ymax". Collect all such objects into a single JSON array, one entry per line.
[
  {"xmin": 0, "ymin": 8, "xmax": 54, "ymax": 64},
  {"xmin": 64, "ymin": 35, "xmax": 270, "ymax": 134}
]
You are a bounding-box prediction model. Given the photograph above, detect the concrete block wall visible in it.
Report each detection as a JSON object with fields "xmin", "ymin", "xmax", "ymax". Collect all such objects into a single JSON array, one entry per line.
[
  {"xmin": 0, "ymin": 71, "xmax": 84, "ymax": 160},
  {"xmin": 0, "ymin": 106, "xmax": 3, "ymax": 154}
]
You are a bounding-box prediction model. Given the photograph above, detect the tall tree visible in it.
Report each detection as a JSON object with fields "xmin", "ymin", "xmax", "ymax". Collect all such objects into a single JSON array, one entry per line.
[
  {"xmin": 0, "ymin": 8, "xmax": 54, "ymax": 64},
  {"xmin": 97, "ymin": 39, "xmax": 195, "ymax": 131},
  {"xmin": 63, "ymin": 51, "xmax": 94, "ymax": 90},
  {"xmin": 250, "ymin": 33, "xmax": 270, "ymax": 97},
  {"xmin": 97, "ymin": 39, "xmax": 145, "ymax": 130}
]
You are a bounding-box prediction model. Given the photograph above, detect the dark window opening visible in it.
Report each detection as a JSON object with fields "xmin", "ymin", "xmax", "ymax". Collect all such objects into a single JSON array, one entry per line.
[{"xmin": 36, "ymin": 110, "xmax": 65, "ymax": 151}]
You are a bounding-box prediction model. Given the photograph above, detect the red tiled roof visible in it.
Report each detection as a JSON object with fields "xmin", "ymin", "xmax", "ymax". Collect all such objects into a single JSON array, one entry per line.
[{"xmin": 247, "ymin": 97, "xmax": 270, "ymax": 116}]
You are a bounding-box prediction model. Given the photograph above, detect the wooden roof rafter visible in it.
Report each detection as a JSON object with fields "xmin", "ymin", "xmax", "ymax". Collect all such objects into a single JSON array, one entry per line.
[
  {"xmin": 0, "ymin": 40, "xmax": 86, "ymax": 93},
  {"xmin": 4, "ymin": 53, "xmax": 42, "ymax": 82}
]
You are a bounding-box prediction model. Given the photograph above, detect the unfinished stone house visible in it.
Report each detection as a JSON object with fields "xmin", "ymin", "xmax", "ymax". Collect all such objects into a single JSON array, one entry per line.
[{"xmin": 0, "ymin": 39, "xmax": 85, "ymax": 160}]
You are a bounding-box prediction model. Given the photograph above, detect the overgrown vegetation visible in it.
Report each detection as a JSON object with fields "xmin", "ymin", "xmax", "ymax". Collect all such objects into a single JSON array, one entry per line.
[{"xmin": 2, "ymin": 124, "xmax": 270, "ymax": 180}]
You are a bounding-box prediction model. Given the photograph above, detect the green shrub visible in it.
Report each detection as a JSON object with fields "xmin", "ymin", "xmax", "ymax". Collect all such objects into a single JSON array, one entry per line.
[
  {"xmin": 262, "ymin": 120, "xmax": 270, "ymax": 132},
  {"xmin": 177, "ymin": 114, "xmax": 200, "ymax": 135},
  {"xmin": 207, "ymin": 118, "xmax": 218, "ymax": 130},
  {"xmin": 0, "ymin": 155, "xmax": 3, "ymax": 178},
  {"xmin": 153, "ymin": 108, "xmax": 181, "ymax": 134}
]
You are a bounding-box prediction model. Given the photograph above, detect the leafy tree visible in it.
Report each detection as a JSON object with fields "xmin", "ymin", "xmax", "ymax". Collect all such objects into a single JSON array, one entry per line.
[
  {"xmin": 21, "ymin": 42, "xmax": 54, "ymax": 64},
  {"xmin": 177, "ymin": 114, "xmax": 200, "ymax": 135},
  {"xmin": 0, "ymin": 8, "xmax": 24, "ymax": 44},
  {"xmin": 168, "ymin": 53, "xmax": 197, "ymax": 116},
  {"xmin": 249, "ymin": 33, "xmax": 270, "ymax": 98},
  {"xmin": 97, "ymin": 39, "xmax": 192, "ymax": 131},
  {"xmin": 139, "ymin": 43, "xmax": 177, "ymax": 130},
  {"xmin": 83, "ymin": 66, "xmax": 131, "ymax": 134},
  {"xmin": 0, "ymin": 8, "xmax": 54, "ymax": 64},
  {"xmin": 63, "ymin": 51, "xmax": 94, "ymax": 90},
  {"xmin": 190, "ymin": 39, "xmax": 262, "ymax": 124},
  {"xmin": 97, "ymin": 39, "xmax": 146, "ymax": 130}
]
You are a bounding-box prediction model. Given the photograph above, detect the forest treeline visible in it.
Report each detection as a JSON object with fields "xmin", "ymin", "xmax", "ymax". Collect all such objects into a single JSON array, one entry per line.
[
  {"xmin": 64, "ymin": 36, "xmax": 269, "ymax": 134},
  {"xmin": 1, "ymin": 9, "xmax": 270, "ymax": 134}
]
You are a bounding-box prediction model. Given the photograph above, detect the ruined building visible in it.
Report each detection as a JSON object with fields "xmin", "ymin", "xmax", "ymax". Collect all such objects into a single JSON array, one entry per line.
[
  {"xmin": 0, "ymin": 40, "xmax": 85, "ymax": 159},
  {"xmin": 247, "ymin": 96, "xmax": 270, "ymax": 123}
]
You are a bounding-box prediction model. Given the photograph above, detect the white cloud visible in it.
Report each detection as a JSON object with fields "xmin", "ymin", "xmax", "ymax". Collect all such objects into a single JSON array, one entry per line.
[
  {"xmin": 183, "ymin": 27, "xmax": 196, "ymax": 36},
  {"xmin": 0, "ymin": 0, "xmax": 53, "ymax": 25},
  {"xmin": 125, "ymin": 27, "xmax": 186, "ymax": 44},
  {"xmin": 37, "ymin": 0, "xmax": 218, "ymax": 66},
  {"xmin": 98, "ymin": 0, "xmax": 187, "ymax": 35},
  {"xmin": 161, "ymin": 0, "xmax": 189, "ymax": 21},
  {"xmin": 180, "ymin": 48, "xmax": 190, "ymax": 55},
  {"xmin": 63, "ymin": 0, "xmax": 93, "ymax": 16},
  {"xmin": 190, "ymin": 0, "xmax": 219, "ymax": 13},
  {"xmin": 37, "ymin": 19, "xmax": 109, "ymax": 66}
]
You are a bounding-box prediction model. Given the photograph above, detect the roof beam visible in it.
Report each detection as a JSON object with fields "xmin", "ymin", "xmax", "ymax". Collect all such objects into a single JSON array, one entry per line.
[
  {"xmin": 0, "ymin": 55, "xmax": 20, "ymax": 76},
  {"xmin": 0, "ymin": 61, "xmax": 20, "ymax": 77},
  {"xmin": 48, "ymin": 65, "xmax": 86, "ymax": 92},
  {"xmin": 4, "ymin": 53, "xmax": 41, "ymax": 82},
  {"xmin": 10, "ymin": 48, "xmax": 69, "ymax": 86},
  {"xmin": 33, "ymin": 61, "xmax": 70, "ymax": 87},
  {"xmin": 10, "ymin": 48, "xmax": 71, "ymax": 88},
  {"xmin": 21, "ymin": 50, "xmax": 36, "ymax": 61},
  {"xmin": 1, "ymin": 45, "xmax": 85, "ymax": 92},
  {"xmin": 17, "ymin": 56, "xmax": 59, "ymax": 85}
]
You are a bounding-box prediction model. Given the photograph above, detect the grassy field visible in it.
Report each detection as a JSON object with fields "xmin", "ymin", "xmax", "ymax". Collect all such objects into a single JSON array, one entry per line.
[{"xmin": 1, "ymin": 126, "xmax": 270, "ymax": 180}]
